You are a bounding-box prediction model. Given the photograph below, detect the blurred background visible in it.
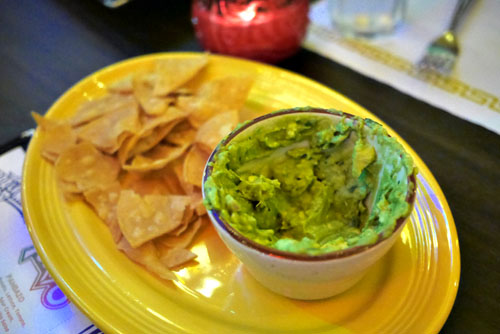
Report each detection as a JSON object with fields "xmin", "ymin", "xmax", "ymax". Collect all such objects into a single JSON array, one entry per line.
[{"xmin": 1, "ymin": 0, "xmax": 499, "ymax": 333}]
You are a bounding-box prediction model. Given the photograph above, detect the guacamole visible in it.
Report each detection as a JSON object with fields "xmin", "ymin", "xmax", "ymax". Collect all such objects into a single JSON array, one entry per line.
[{"xmin": 204, "ymin": 109, "xmax": 416, "ymax": 255}]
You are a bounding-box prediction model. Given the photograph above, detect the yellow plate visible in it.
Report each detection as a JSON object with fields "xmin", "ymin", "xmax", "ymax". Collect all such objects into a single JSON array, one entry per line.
[{"xmin": 22, "ymin": 53, "xmax": 460, "ymax": 334}]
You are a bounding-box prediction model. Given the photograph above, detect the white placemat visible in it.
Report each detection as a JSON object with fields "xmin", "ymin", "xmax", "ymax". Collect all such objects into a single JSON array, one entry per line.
[
  {"xmin": 303, "ymin": 0, "xmax": 500, "ymax": 134},
  {"xmin": 0, "ymin": 147, "xmax": 99, "ymax": 334}
]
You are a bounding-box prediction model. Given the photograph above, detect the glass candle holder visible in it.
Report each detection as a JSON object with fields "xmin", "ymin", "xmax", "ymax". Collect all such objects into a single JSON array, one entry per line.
[{"xmin": 191, "ymin": 0, "xmax": 310, "ymax": 63}]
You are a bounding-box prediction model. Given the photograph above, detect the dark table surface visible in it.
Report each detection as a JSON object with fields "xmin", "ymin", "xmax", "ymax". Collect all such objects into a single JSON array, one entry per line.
[{"xmin": 1, "ymin": 0, "xmax": 499, "ymax": 333}]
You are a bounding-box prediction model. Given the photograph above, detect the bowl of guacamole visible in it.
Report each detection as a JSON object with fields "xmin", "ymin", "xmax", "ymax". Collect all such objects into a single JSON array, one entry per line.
[{"xmin": 202, "ymin": 108, "xmax": 417, "ymax": 299}]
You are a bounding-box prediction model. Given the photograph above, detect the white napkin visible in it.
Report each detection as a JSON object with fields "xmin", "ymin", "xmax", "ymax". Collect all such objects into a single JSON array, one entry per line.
[
  {"xmin": 303, "ymin": 0, "xmax": 500, "ymax": 135},
  {"xmin": 0, "ymin": 148, "xmax": 99, "ymax": 334}
]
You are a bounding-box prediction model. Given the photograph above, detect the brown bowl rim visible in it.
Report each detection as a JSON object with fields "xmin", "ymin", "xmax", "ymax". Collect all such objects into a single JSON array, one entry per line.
[{"xmin": 202, "ymin": 108, "xmax": 417, "ymax": 262}]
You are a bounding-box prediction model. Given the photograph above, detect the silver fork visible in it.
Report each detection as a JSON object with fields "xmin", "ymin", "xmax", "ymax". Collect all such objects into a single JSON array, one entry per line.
[{"xmin": 417, "ymin": 0, "xmax": 475, "ymax": 75}]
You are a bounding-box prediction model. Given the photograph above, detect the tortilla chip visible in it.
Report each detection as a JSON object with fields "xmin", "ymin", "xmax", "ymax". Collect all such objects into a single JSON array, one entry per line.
[
  {"xmin": 70, "ymin": 94, "xmax": 136, "ymax": 127},
  {"xmin": 178, "ymin": 76, "xmax": 253, "ymax": 127},
  {"xmin": 32, "ymin": 112, "xmax": 77, "ymax": 163},
  {"xmin": 83, "ymin": 182, "xmax": 122, "ymax": 243},
  {"xmin": 130, "ymin": 122, "xmax": 176, "ymax": 157},
  {"xmin": 107, "ymin": 220, "xmax": 123, "ymax": 244},
  {"xmin": 75, "ymin": 95, "xmax": 140, "ymax": 154},
  {"xmin": 58, "ymin": 180, "xmax": 84, "ymax": 201},
  {"xmin": 167, "ymin": 88, "xmax": 193, "ymax": 97},
  {"xmin": 164, "ymin": 120, "xmax": 197, "ymax": 147},
  {"xmin": 55, "ymin": 142, "xmax": 120, "ymax": 193},
  {"xmin": 133, "ymin": 74, "xmax": 174, "ymax": 115},
  {"xmin": 194, "ymin": 110, "xmax": 239, "ymax": 152},
  {"xmin": 117, "ymin": 238, "xmax": 177, "ymax": 280},
  {"xmin": 170, "ymin": 155, "xmax": 194, "ymax": 194},
  {"xmin": 168, "ymin": 205, "xmax": 195, "ymax": 237},
  {"xmin": 120, "ymin": 170, "xmax": 170, "ymax": 196},
  {"xmin": 139, "ymin": 105, "xmax": 190, "ymax": 130},
  {"xmin": 162, "ymin": 171, "xmax": 186, "ymax": 195},
  {"xmin": 156, "ymin": 217, "xmax": 202, "ymax": 250},
  {"xmin": 83, "ymin": 181, "xmax": 121, "ymax": 222},
  {"xmin": 158, "ymin": 247, "xmax": 197, "ymax": 269},
  {"xmin": 119, "ymin": 121, "xmax": 179, "ymax": 165},
  {"xmin": 183, "ymin": 145, "xmax": 210, "ymax": 187},
  {"xmin": 117, "ymin": 190, "xmax": 190, "ymax": 247},
  {"xmin": 36, "ymin": 56, "xmax": 255, "ymax": 279},
  {"xmin": 153, "ymin": 55, "xmax": 209, "ymax": 96},
  {"xmin": 58, "ymin": 179, "xmax": 81, "ymax": 194},
  {"xmin": 108, "ymin": 76, "xmax": 134, "ymax": 94},
  {"xmin": 118, "ymin": 106, "xmax": 189, "ymax": 164},
  {"xmin": 124, "ymin": 141, "xmax": 191, "ymax": 172},
  {"xmin": 189, "ymin": 191, "xmax": 207, "ymax": 216},
  {"xmin": 139, "ymin": 105, "xmax": 189, "ymax": 131}
]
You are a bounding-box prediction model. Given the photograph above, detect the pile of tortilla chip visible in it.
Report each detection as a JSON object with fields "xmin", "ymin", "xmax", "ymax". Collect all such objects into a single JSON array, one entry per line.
[{"xmin": 33, "ymin": 55, "xmax": 253, "ymax": 281}]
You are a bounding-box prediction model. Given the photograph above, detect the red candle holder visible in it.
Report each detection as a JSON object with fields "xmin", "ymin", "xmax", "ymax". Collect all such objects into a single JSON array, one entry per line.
[{"xmin": 191, "ymin": 0, "xmax": 310, "ymax": 63}]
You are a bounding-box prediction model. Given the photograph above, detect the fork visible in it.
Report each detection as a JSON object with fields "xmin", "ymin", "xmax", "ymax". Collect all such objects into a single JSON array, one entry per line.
[{"xmin": 417, "ymin": 0, "xmax": 475, "ymax": 75}]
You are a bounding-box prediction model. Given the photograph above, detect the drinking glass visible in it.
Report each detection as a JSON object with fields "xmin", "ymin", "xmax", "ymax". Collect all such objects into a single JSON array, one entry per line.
[{"xmin": 328, "ymin": 0, "xmax": 407, "ymax": 37}]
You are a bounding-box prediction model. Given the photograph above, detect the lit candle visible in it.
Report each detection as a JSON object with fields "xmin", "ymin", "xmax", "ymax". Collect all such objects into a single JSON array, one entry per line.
[{"xmin": 192, "ymin": 0, "xmax": 310, "ymax": 63}]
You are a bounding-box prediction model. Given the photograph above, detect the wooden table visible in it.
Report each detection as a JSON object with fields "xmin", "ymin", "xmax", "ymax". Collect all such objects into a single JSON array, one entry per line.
[{"xmin": 1, "ymin": 0, "xmax": 498, "ymax": 332}]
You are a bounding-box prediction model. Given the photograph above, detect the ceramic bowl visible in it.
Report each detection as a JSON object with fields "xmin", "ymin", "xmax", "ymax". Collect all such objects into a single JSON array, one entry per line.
[{"xmin": 202, "ymin": 108, "xmax": 417, "ymax": 300}]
